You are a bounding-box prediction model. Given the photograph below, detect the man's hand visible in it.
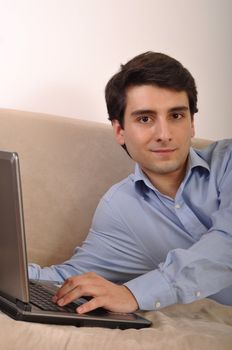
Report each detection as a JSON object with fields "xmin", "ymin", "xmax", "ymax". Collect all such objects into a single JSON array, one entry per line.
[{"xmin": 52, "ymin": 272, "xmax": 138, "ymax": 314}]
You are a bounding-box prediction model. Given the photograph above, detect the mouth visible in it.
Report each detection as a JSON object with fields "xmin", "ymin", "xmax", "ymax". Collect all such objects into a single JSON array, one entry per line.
[
  {"xmin": 149, "ymin": 148, "xmax": 178, "ymax": 160},
  {"xmin": 150, "ymin": 148, "xmax": 177, "ymax": 154}
]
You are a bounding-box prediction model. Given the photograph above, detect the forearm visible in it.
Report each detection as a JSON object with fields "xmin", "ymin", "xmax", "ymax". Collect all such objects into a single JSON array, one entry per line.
[
  {"xmin": 125, "ymin": 232, "xmax": 232, "ymax": 310},
  {"xmin": 28, "ymin": 263, "xmax": 76, "ymax": 282},
  {"xmin": 28, "ymin": 232, "xmax": 143, "ymax": 283}
]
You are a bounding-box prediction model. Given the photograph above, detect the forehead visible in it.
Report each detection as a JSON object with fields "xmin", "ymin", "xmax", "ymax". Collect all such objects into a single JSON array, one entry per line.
[{"xmin": 124, "ymin": 85, "xmax": 189, "ymax": 114}]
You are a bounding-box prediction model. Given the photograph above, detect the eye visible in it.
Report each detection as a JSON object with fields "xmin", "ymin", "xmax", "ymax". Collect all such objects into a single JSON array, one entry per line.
[
  {"xmin": 171, "ymin": 113, "xmax": 183, "ymax": 120},
  {"xmin": 138, "ymin": 116, "xmax": 152, "ymax": 123}
]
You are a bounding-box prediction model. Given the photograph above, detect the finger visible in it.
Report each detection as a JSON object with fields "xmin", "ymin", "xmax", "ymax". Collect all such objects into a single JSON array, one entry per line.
[
  {"xmin": 56, "ymin": 288, "xmax": 82, "ymax": 306},
  {"xmin": 76, "ymin": 297, "xmax": 104, "ymax": 314},
  {"xmin": 54, "ymin": 272, "xmax": 98, "ymax": 301},
  {"xmin": 56, "ymin": 284, "xmax": 94, "ymax": 306},
  {"xmin": 54, "ymin": 278, "xmax": 101, "ymax": 306},
  {"xmin": 53, "ymin": 276, "xmax": 83, "ymax": 302}
]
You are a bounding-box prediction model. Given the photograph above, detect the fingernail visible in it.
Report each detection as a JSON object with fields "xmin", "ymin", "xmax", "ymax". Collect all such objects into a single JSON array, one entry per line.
[
  {"xmin": 77, "ymin": 306, "xmax": 84, "ymax": 313},
  {"xmin": 58, "ymin": 298, "xmax": 64, "ymax": 306},
  {"xmin": 52, "ymin": 296, "xmax": 57, "ymax": 303}
]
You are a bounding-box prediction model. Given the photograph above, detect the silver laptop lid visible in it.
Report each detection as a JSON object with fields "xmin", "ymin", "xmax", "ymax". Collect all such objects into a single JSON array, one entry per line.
[{"xmin": 0, "ymin": 150, "xmax": 30, "ymax": 303}]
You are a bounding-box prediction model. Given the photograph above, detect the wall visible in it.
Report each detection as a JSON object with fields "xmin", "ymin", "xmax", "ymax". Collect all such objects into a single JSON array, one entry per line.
[{"xmin": 0, "ymin": 0, "xmax": 231, "ymax": 140}]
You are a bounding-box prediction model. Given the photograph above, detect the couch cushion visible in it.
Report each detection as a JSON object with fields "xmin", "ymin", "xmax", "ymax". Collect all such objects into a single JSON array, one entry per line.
[{"xmin": 0, "ymin": 109, "xmax": 134, "ymax": 265}]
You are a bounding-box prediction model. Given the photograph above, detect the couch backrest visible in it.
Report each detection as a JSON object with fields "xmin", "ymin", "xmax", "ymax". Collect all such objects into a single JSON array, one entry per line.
[
  {"xmin": 0, "ymin": 109, "xmax": 212, "ymax": 266},
  {"xmin": 0, "ymin": 109, "xmax": 134, "ymax": 265}
]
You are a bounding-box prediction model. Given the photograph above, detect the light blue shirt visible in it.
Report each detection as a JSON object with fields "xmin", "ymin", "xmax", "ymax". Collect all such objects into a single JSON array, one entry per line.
[{"xmin": 29, "ymin": 139, "xmax": 232, "ymax": 310}]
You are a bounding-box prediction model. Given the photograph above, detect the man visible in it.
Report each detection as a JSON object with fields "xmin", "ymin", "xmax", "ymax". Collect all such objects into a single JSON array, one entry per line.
[{"xmin": 29, "ymin": 52, "xmax": 232, "ymax": 314}]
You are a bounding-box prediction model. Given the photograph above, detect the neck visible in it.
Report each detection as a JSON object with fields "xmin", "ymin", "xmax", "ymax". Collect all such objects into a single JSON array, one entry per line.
[{"xmin": 142, "ymin": 166, "xmax": 187, "ymax": 199}]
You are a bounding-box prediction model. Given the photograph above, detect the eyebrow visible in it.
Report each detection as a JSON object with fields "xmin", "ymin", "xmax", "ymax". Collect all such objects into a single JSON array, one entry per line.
[
  {"xmin": 168, "ymin": 105, "xmax": 189, "ymax": 113},
  {"xmin": 130, "ymin": 105, "xmax": 189, "ymax": 117}
]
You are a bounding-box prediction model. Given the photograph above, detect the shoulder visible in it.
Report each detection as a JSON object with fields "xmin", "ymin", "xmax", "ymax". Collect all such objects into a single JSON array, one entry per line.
[
  {"xmin": 195, "ymin": 139, "xmax": 232, "ymax": 167},
  {"xmin": 92, "ymin": 172, "xmax": 141, "ymax": 223},
  {"xmin": 102, "ymin": 173, "xmax": 137, "ymax": 203},
  {"xmin": 195, "ymin": 139, "xmax": 232, "ymax": 187},
  {"xmin": 91, "ymin": 174, "xmax": 137, "ymax": 231}
]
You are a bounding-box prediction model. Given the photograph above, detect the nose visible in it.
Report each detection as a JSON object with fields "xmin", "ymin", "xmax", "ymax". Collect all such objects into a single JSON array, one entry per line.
[{"xmin": 154, "ymin": 118, "xmax": 172, "ymax": 142}]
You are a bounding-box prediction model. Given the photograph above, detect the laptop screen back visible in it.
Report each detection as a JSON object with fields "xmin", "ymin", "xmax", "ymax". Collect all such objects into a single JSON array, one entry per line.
[{"xmin": 0, "ymin": 151, "xmax": 29, "ymax": 303}]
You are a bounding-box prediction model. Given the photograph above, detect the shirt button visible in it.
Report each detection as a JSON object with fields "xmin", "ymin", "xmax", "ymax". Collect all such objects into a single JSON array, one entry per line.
[
  {"xmin": 175, "ymin": 203, "xmax": 181, "ymax": 209},
  {"xmin": 155, "ymin": 301, "xmax": 161, "ymax": 309},
  {"xmin": 195, "ymin": 291, "xmax": 201, "ymax": 298}
]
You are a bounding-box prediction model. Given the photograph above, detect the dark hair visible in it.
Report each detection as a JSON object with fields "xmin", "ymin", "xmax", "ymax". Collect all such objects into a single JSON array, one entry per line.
[{"xmin": 105, "ymin": 51, "xmax": 198, "ymax": 126}]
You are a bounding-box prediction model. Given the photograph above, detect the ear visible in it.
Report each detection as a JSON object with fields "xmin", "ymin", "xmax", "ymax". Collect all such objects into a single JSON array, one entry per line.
[
  {"xmin": 190, "ymin": 117, "xmax": 195, "ymax": 138},
  {"xmin": 111, "ymin": 119, "xmax": 125, "ymax": 145}
]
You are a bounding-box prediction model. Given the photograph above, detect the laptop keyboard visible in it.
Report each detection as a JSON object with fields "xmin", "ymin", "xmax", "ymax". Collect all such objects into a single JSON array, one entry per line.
[{"xmin": 29, "ymin": 282, "xmax": 82, "ymax": 313}]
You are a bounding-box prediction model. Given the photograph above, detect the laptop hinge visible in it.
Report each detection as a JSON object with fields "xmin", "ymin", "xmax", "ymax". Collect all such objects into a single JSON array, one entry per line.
[{"xmin": 16, "ymin": 299, "xmax": 31, "ymax": 311}]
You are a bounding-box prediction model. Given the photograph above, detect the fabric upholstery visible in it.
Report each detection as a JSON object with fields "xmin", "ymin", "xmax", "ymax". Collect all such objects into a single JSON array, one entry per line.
[{"xmin": 0, "ymin": 109, "xmax": 134, "ymax": 265}]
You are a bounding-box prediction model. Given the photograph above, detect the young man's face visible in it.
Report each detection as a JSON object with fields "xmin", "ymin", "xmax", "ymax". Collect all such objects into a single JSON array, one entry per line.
[{"xmin": 112, "ymin": 85, "xmax": 195, "ymax": 185}]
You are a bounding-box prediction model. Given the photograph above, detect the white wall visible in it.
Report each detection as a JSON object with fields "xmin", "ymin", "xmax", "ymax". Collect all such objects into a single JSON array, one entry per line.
[{"xmin": 0, "ymin": 0, "xmax": 231, "ymax": 140}]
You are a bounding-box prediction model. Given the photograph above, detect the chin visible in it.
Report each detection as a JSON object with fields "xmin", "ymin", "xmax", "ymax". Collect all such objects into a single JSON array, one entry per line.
[{"xmin": 149, "ymin": 161, "xmax": 183, "ymax": 175}]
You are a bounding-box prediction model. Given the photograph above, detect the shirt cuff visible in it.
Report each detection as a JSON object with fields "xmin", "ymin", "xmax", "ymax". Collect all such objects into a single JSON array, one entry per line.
[
  {"xmin": 124, "ymin": 269, "xmax": 177, "ymax": 310},
  {"xmin": 28, "ymin": 263, "xmax": 40, "ymax": 280},
  {"xmin": 28, "ymin": 263, "xmax": 64, "ymax": 282}
]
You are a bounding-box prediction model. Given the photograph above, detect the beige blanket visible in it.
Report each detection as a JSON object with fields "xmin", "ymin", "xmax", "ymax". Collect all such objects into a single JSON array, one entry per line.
[{"xmin": 0, "ymin": 299, "xmax": 231, "ymax": 350}]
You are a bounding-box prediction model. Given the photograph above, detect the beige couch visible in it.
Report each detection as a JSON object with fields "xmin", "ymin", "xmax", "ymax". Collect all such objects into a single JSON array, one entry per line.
[{"xmin": 0, "ymin": 108, "xmax": 231, "ymax": 350}]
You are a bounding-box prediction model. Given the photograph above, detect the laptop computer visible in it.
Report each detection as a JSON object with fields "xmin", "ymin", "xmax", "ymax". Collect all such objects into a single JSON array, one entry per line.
[{"xmin": 0, "ymin": 150, "xmax": 151, "ymax": 329}]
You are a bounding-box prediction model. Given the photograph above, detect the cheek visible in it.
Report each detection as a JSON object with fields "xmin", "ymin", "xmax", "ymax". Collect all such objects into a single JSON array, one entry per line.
[
  {"xmin": 124, "ymin": 133, "xmax": 152, "ymax": 162},
  {"xmin": 124, "ymin": 129, "xmax": 148, "ymax": 149},
  {"xmin": 178, "ymin": 124, "xmax": 194, "ymax": 142}
]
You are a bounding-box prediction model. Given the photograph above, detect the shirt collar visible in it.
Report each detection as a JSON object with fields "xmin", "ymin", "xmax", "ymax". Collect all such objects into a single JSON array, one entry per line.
[
  {"xmin": 133, "ymin": 147, "xmax": 210, "ymax": 194},
  {"xmin": 188, "ymin": 147, "xmax": 210, "ymax": 173}
]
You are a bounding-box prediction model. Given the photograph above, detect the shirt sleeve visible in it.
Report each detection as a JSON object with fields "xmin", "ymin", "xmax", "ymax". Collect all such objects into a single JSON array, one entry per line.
[
  {"xmin": 28, "ymin": 195, "xmax": 153, "ymax": 283},
  {"xmin": 125, "ymin": 152, "xmax": 232, "ymax": 310}
]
